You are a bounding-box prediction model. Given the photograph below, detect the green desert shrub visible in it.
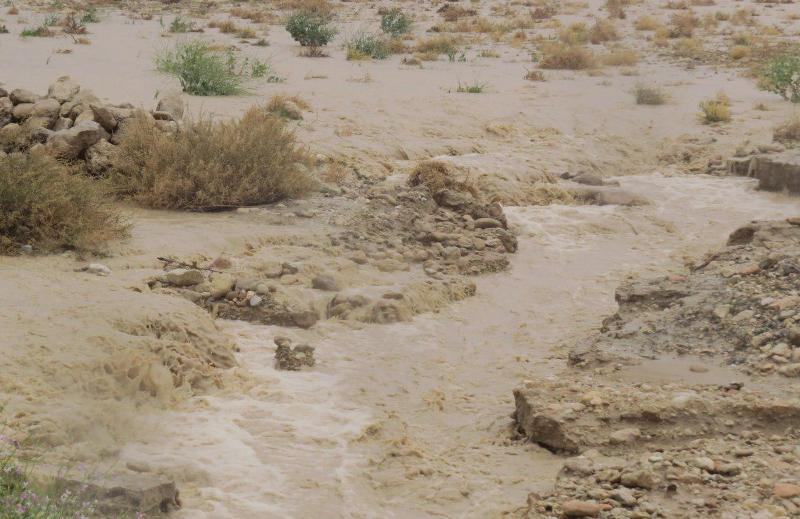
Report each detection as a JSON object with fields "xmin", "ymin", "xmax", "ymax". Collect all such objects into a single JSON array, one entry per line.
[
  {"xmin": 110, "ymin": 108, "xmax": 314, "ymax": 210},
  {"xmin": 538, "ymin": 42, "xmax": 596, "ymax": 69},
  {"xmin": 285, "ymin": 11, "xmax": 336, "ymax": 55},
  {"xmin": 759, "ymin": 49, "xmax": 800, "ymax": 103},
  {"xmin": 346, "ymin": 32, "xmax": 388, "ymax": 60},
  {"xmin": 155, "ymin": 40, "xmax": 269, "ymax": 95},
  {"xmin": 380, "ymin": 8, "xmax": 412, "ymax": 37},
  {"xmin": 0, "ymin": 152, "xmax": 128, "ymax": 253}
]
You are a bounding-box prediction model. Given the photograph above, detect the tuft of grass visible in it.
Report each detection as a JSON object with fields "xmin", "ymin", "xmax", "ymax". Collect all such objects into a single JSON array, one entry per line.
[
  {"xmin": 380, "ymin": 8, "xmax": 412, "ymax": 37},
  {"xmin": 346, "ymin": 32, "xmax": 388, "ymax": 60},
  {"xmin": 209, "ymin": 18, "xmax": 239, "ymax": 33},
  {"xmin": 634, "ymin": 15, "xmax": 661, "ymax": 30},
  {"xmin": 266, "ymin": 94, "xmax": 310, "ymax": 120},
  {"xmin": 80, "ymin": 6, "xmax": 100, "ymax": 24},
  {"xmin": 602, "ymin": 48, "xmax": 637, "ymax": 66},
  {"xmin": 589, "ymin": 19, "xmax": 618, "ymax": 44},
  {"xmin": 155, "ymin": 40, "xmax": 269, "ymax": 95},
  {"xmin": 408, "ymin": 160, "xmax": 476, "ymax": 195},
  {"xmin": 169, "ymin": 16, "xmax": 192, "ymax": 33},
  {"xmin": 538, "ymin": 42, "xmax": 595, "ymax": 70},
  {"xmin": 456, "ymin": 80, "xmax": 488, "ymax": 93},
  {"xmin": 669, "ymin": 11, "xmax": 699, "ymax": 38},
  {"xmin": 633, "ymin": 83, "xmax": 666, "ymax": 104},
  {"xmin": 414, "ymin": 35, "xmax": 460, "ymax": 57},
  {"xmin": 698, "ymin": 92, "xmax": 731, "ymax": 124},
  {"xmin": 729, "ymin": 45, "xmax": 750, "ymax": 60},
  {"xmin": 774, "ymin": 114, "xmax": 800, "ymax": 144},
  {"xmin": 286, "ymin": 11, "xmax": 336, "ymax": 56},
  {"xmin": 558, "ymin": 22, "xmax": 588, "ymax": 45},
  {"xmin": 20, "ymin": 25, "xmax": 53, "ymax": 37},
  {"xmin": 524, "ymin": 69, "xmax": 545, "ymax": 81},
  {"xmin": 0, "ymin": 152, "xmax": 128, "ymax": 253},
  {"xmin": 110, "ymin": 109, "xmax": 314, "ymax": 211}
]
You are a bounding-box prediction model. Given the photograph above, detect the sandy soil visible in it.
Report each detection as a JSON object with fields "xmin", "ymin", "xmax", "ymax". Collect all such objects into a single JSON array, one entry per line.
[{"xmin": 1, "ymin": 0, "xmax": 800, "ymax": 516}]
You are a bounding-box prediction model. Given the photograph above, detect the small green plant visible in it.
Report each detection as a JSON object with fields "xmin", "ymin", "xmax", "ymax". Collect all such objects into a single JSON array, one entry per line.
[
  {"xmin": 80, "ymin": 6, "xmax": 99, "ymax": 24},
  {"xmin": 346, "ymin": 32, "xmax": 388, "ymax": 60},
  {"xmin": 633, "ymin": 83, "xmax": 666, "ymax": 105},
  {"xmin": 43, "ymin": 13, "xmax": 59, "ymax": 26},
  {"xmin": 380, "ymin": 8, "xmax": 412, "ymax": 37},
  {"xmin": 0, "ymin": 24, "xmax": 8, "ymax": 34},
  {"xmin": 456, "ymin": 80, "xmax": 487, "ymax": 93},
  {"xmin": 169, "ymin": 16, "xmax": 191, "ymax": 33},
  {"xmin": 20, "ymin": 25, "xmax": 52, "ymax": 37},
  {"xmin": 759, "ymin": 48, "xmax": 800, "ymax": 103},
  {"xmin": 155, "ymin": 40, "xmax": 270, "ymax": 95},
  {"xmin": 285, "ymin": 11, "xmax": 336, "ymax": 56}
]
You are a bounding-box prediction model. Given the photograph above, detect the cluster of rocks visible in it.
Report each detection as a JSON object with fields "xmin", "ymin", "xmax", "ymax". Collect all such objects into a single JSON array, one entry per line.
[
  {"xmin": 513, "ymin": 219, "xmax": 800, "ymax": 518},
  {"xmin": 335, "ymin": 182, "xmax": 518, "ymax": 278},
  {"xmin": 728, "ymin": 149, "xmax": 800, "ymax": 195},
  {"xmin": 569, "ymin": 219, "xmax": 800, "ymax": 378},
  {"xmin": 273, "ymin": 336, "xmax": 315, "ymax": 371},
  {"xmin": 0, "ymin": 76, "xmax": 182, "ymax": 172},
  {"xmin": 148, "ymin": 262, "xmax": 476, "ymax": 329}
]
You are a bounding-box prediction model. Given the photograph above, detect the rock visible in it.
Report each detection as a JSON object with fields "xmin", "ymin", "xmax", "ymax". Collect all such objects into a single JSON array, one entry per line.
[
  {"xmin": 692, "ymin": 456, "xmax": 715, "ymax": 472},
  {"xmin": 572, "ymin": 172, "xmax": 605, "ymax": 186},
  {"xmin": 165, "ymin": 269, "xmax": 204, "ymax": 287},
  {"xmin": 30, "ymin": 98, "xmax": 60, "ymax": 121},
  {"xmin": 561, "ymin": 500, "xmax": 610, "ymax": 517},
  {"xmin": 52, "ymin": 116, "xmax": 73, "ymax": 131},
  {"xmin": 473, "ymin": 217, "xmax": 503, "ymax": 229},
  {"xmin": 570, "ymin": 186, "xmax": 649, "ymax": 207},
  {"xmin": 9, "ymin": 88, "xmax": 37, "ymax": 105},
  {"xmin": 312, "ymin": 274, "xmax": 340, "ymax": 291},
  {"xmin": 151, "ymin": 110, "xmax": 176, "ymax": 122},
  {"xmin": 46, "ymin": 76, "xmax": 80, "ymax": 103},
  {"xmin": 743, "ymin": 150, "xmax": 800, "ymax": 195},
  {"xmin": 611, "ymin": 487, "xmax": 637, "ymax": 507},
  {"xmin": 208, "ymin": 273, "xmax": 235, "ymax": 299},
  {"xmin": 156, "ymin": 94, "xmax": 184, "ymax": 120},
  {"xmin": 85, "ymin": 139, "xmax": 118, "ymax": 175},
  {"xmin": 609, "ymin": 428, "xmax": 640, "ymax": 445},
  {"xmin": 74, "ymin": 109, "xmax": 96, "ymax": 125},
  {"xmin": 620, "ymin": 469, "xmax": 658, "ymax": 489},
  {"xmin": 53, "ymin": 472, "xmax": 180, "ymax": 515},
  {"xmin": 274, "ymin": 336, "xmax": 315, "ymax": 370},
  {"xmin": 47, "ymin": 121, "xmax": 105, "ymax": 159},
  {"xmin": 90, "ymin": 103, "xmax": 118, "ymax": 132},
  {"xmin": 11, "ymin": 103, "xmax": 33, "ymax": 120},
  {"xmin": 773, "ymin": 483, "xmax": 800, "ymax": 499},
  {"xmin": 82, "ymin": 263, "xmax": 112, "ymax": 276}
]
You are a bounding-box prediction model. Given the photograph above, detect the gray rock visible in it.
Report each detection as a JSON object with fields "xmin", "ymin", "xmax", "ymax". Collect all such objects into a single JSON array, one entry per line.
[
  {"xmin": 90, "ymin": 103, "xmax": 118, "ymax": 132},
  {"xmin": 473, "ymin": 217, "xmax": 503, "ymax": 229},
  {"xmin": 11, "ymin": 103, "xmax": 33, "ymax": 120},
  {"xmin": 47, "ymin": 121, "xmax": 105, "ymax": 158},
  {"xmin": 30, "ymin": 98, "xmax": 61, "ymax": 121},
  {"xmin": 274, "ymin": 336, "xmax": 315, "ymax": 370},
  {"xmin": 46, "ymin": 76, "xmax": 80, "ymax": 103},
  {"xmin": 312, "ymin": 274, "xmax": 340, "ymax": 291},
  {"xmin": 747, "ymin": 150, "xmax": 800, "ymax": 195},
  {"xmin": 55, "ymin": 472, "xmax": 180, "ymax": 515},
  {"xmin": 165, "ymin": 268, "xmax": 204, "ymax": 287},
  {"xmin": 156, "ymin": 94, "xmax": 184, "ymax": 120},
  {"xmin": 52, "ymin": 117, "xmax": 73, "ymax": 131},
  {"xmin": 9, "ymin": 88, "xmax": 37, "ymax": 105}
]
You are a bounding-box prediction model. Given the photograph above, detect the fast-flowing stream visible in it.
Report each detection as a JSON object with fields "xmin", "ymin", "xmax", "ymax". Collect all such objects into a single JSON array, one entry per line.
[{"xmin": 121, "ymin": 174, "xmax": 798, "ymax": 518}]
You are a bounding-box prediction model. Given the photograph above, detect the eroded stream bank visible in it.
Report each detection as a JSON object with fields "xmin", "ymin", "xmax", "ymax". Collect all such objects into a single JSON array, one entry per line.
[{"xmin": 115, "ymin": 174, "xmax": 798, "ymax": 518}]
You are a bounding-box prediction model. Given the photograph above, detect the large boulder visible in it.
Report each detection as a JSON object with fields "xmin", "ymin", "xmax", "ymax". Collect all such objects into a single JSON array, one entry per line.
[
  {"xmin": 47, "ymin": 76, "xmax": 81, "ymax": 103},
  {"xmin": 90, "ymin": 103, "xmax": 118, "ymax": 132},
  {"xmin": 748, "ymin": 150, "xmax": 800, "ymax": 195},
  {"xmin": 11, "ymin": 103, "xmax": 33, "ymax": 120},
  {"xmin": 30, "ymin": 98, "xmax": 61, "ymax": 121},
  {"xmin": 46, "ymin": 121, "xmax": 106, "ymax": 159}
]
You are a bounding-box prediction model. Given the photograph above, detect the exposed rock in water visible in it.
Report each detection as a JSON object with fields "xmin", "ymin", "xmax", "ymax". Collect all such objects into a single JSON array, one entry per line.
[
  {"xmin": 727, "ymin": 150, "xmax": 800, "ymax": 195},
  {"xmin": 274, "ymin": 336, "xmax": 315, "ymax": 371}
]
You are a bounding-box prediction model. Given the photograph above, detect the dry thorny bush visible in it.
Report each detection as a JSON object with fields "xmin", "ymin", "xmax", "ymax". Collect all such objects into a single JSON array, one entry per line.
[
  {"xmin": 0, "ymin": 151, "xmax": 128, "ymax": 253},
  {"xmin": 110, "ymin": 107, "xmax": 315, "ymax": 211}
]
